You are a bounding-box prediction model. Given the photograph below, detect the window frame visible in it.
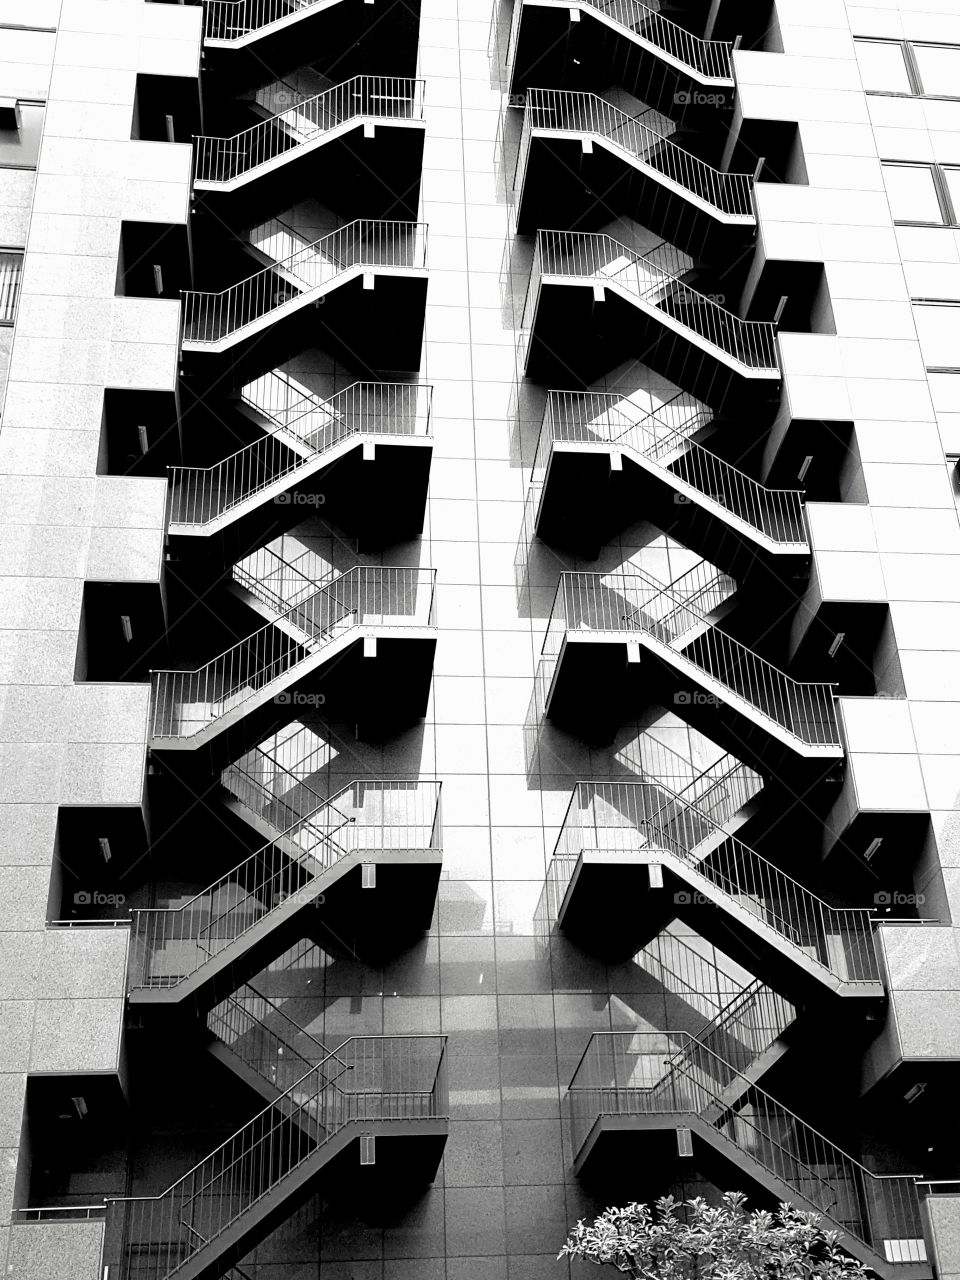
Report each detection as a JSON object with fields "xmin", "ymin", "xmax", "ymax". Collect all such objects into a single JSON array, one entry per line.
[
  {"xmin": 881, "ymin": 161, "xmax": 953, "ymax": 226},
  {"xmin": 0, "ymin": 247, "xmax": 24, "ymax": 326},
  {"xmin": 855, "ymin": 36, "xmax": 960, "ymax": 101},
  {"xmin": 881, "ymin": 160, "xmax": 960, "ymax": 228}
]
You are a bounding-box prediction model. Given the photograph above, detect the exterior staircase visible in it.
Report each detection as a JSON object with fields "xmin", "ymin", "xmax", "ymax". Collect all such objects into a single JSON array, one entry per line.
[
  {"xmin": 167, "ymin": 373, "xmax": 431, "ymax": 536},
  {"xmin": 202, "ymin": 0, "xmax": 350, "ymax": 48},
  {"xmin": 567, "ymin": 1029, "xmax": 929, "ymax": 1279},
  {"xmin": 148, "ymin": 564, "xmax": 436, "ymax": 748},
  {"xmin": 516, "ymin": 88, "xmax": 754, "ymax": 224},
  {"xmin": 101, "ymin": 1033, "xmax": 448, "ymax": 1280},
  {"xmin": 193, "ymin": 77, "xmax": 424, "ymax": 190},
  {"xmin": 508, "ymin": 0, "xmax": 736, "ymax": 88},
  {"xmin": 548, "ymin": 771, "xmax": 884, "ymax": 998},
  {"xmin": 526, "ymin": 229, "xmax": 779, "ymax": 376},
  {"xmin": 127, "ymin": 778, "xmax": 443, "ymax": 1005},
  {"xmin": 539, "ymin": 564, "xmax": 841, "ymax": 759},
  {"xmin": 180, "ymin": 218, "xmax": 427, "ymax": 352},
  {"xmin": 530, "ymin": 387, "xmax": 808, "ymax": 558}
]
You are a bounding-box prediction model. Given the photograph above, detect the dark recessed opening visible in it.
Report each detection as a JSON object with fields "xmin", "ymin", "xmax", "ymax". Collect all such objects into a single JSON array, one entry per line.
[
  {"xmin": 732, "ymin": 118, "xmax": 807, "ymax": 186},
  {"xmin": 49, "ymin": 806, "xmax": 148, "ymax": 922},
  {"xmin": 18, "ymin": 1075, "xmax": 127, "ymax": 1210},
  {"xmin": 768, "ymin": 419, "xmax": 864, "ymax": 504},
  {"xmin": 116, "ymin": 221, "xmax": 190, "ymax": 299},
  {"xmin": 74, "ymin": 581, "xmax": 166, "ymax": 684},
  {"xmin": 749, "ymin": 260, "xmax": 835, "ymax": 334},
  {"xmin": 98, "ymin": 387, "xmax": 181, "ymax": 478},
  {"xmin": 131, "ymin": 73, "xmax": 201, "ymax": 143}
]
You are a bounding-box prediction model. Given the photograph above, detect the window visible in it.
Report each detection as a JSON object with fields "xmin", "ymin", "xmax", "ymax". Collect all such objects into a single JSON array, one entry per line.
[
  {"xmin": 855, "ymin": 37, "xmax": 960, "ymax": 99},
  {"xmin": 854, "ymin": 39, "xmax": 914, "ymax": 94},
  {"xmin": 913, "ymin": 43, "xmax": 960, "ymax": 97},
  {"xmin": 944, "ymin": 169, "xmax": 960, "ymax": 217},
  {"xmin": 882, "ymin": 163, "xmax": 946, "ymax": 224},
  {"xmin": 0, "ymin": 251, "xmax": 23, "ymax": 324},
  {"xmin": 913, "ymin": 302, "xmax": 960, "ymax": 369}
]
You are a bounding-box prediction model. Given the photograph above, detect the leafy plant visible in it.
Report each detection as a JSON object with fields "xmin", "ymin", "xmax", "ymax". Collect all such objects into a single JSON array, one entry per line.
[{"xmin": 559, "ymin": 1191, "xmax": 871, "ymax": 1280}]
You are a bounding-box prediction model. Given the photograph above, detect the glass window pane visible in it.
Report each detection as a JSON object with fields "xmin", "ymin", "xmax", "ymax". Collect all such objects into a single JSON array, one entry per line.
[
  {"xmin": 0, "ymin": 251, "xmax": 23, "ymax": 324},
  {"xmin": 914, "ymin": 303, "xmax": 960, "ymax": 368},
  {"xmin": 943, "ymin": 168, "xmax": 960, "ymax": 220},
  {"xmin": 882, "ymin": 163, "xmax": 945, "ymax": 223},
  {"xmin": 914, "ymin": 43, "xmax": 960, "ymax": 97},
  {"xmin": 854, "ymin": 39, "xmax": 913, "ymax": 93}
]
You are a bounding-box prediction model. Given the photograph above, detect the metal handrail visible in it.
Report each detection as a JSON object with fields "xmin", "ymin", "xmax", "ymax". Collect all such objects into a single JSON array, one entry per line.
[
  {"xmin": 128, "ymin": 779, "xmax": 443, "ymax": 991},
  {"xmin": 507, "ymin": 0, "xmax": 735, "ymax": 82},
  {"xmin": 518, "ymin": 89, "xmax": 752, "ymax": 216},
  {"xmin": 540, "ymin": 568, "xmax": 839, "ymax": 746},
  {"xmin": 536, "ymin": 389, "xmax": 806, "ymax": 544},
  {"xmin": 168, "ymin": 380, "xmax": 432, "ymax": 528},
  {"xmin": 531, "ymin": 230, "xmax": 779, "ymax": 371},
  {"xmin": 550, "ymin": 775, "xmax": 879, "ymax": 983},
  {"xmin": 148, "ymin": 566, "xmax": 437, "ymax": 740},
  {"xmin": 102, "ymin": 1035, "xmax": 448, "ymax": 1280},
  {"xmin": 181, "ymin": 219, "xmax": 428, "ymax": 346},
  {"xmin": 202, "ymin": 0, "xmax": 344, "ymax": 41},
  {"xmin": 13, "ymin": 1205, "xmax": 107, "ymax": 1220},
  {"xmin": 567, "ymin": 1031, "xmax": 925, "ymax": 1262},
  {"xmin": 194, "ymin": 76, "xmax": 425, "ymax": 183}
]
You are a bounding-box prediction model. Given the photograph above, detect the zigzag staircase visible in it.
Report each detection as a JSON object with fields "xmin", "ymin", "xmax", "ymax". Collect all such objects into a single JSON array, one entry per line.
[
  {"xmin": 128, "ymin": 777, "xmax": 442, "ymax": 1006},
  {"xmin": 193, "ymin": 76, "xmax": 424, "ymax": 191},
  {"xmin": 530, "ymin": 387, "xmax": 808, "ymax": 564},
  {"xmin": 567, "ymin": 1027, "xmax": 929, "ymax": 1279},
  {"xmin": 525, "ymin": 230, "xmax": 779, "ymax": 379},
  {"xmin": 180, "ymin": 218, "xmax": 427, "ymax": 352},
  {"xmin": 548, "ymin": 767, "xmax": 884, "ymax": 999},
  {"xmin": 148, "ymin": 564, "xmax": 436, "ymax": 749},
  {"xmin": 102, "ymin": 1033, "xmax": 448, "ymax": 1280},
  {"xmin": 515, "ymin": 88, "xmax": 754, "ymax": 230},
  {"xmin": 508, "ymin": 0, "xmax": 736, "ymax": 91},
  {"xmin": 539, "ymin": 563, "xmax": 841, "ymax": 761}
]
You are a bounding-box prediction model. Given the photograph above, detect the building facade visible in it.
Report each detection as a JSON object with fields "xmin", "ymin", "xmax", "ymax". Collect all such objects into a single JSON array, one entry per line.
[{"xmin": 3, "ymin": 0, "xmax": 960, "ymax": 1276}]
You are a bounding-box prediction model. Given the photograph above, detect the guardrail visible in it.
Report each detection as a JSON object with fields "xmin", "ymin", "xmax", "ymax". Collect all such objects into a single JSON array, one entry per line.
[
  {"xmin": 203, "ymin": 0, "xmax": 340, "ymax": 41},
  {"xmin": 517, "ymin": 89, "xmax": 752, "ymax": 215},
  {"xmin": 181, "ymin": 219, "xmax": 427, "ymax": 346},
  {"xmin": 149, "ymin": 566, "xmax": 437, "ymax": 740},
  {"xmin": 535, "ymin": 388, "xmax": 806, "ymax": 544},
  {"xmin": 194, "ymin": 76, "xmax": 424, "ymax": 183},
  {"xmin": 528, "ymin": 230, "xmax": 779, "ymax": 371}
]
